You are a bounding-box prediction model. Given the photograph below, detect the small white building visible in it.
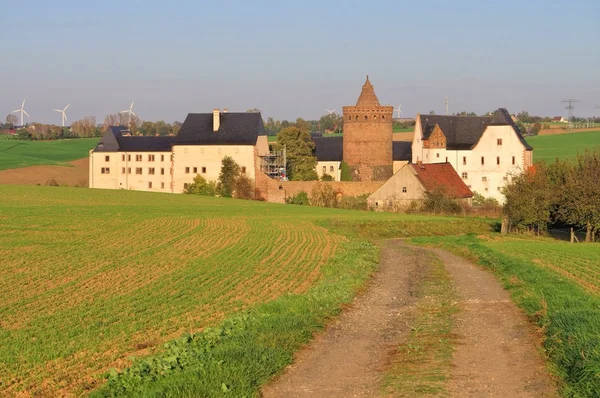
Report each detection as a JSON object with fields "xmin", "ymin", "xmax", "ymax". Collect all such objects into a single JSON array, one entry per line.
[{"xmin": 411, "ymin": 108, "xmax": 533, "ymax": 202}]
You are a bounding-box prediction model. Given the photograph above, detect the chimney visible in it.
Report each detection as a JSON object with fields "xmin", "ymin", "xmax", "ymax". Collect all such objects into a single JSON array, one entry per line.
[
  {"xmin": 223, "ymin": 108, "xmax": 228, "ymax": 113},
  {"xmin": 213, "ymin": 108, "xmax": 220, "ymax": 132}
]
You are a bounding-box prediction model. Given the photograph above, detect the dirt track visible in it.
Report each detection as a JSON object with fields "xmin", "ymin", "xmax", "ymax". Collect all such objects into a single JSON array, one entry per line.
[
  {"xmin": 262, "ymin": 241, "xmax": 557, "ymax": 397},
  {"xmin": 0, "ymin": 158, "xmax": 88, "ymax": 186}
]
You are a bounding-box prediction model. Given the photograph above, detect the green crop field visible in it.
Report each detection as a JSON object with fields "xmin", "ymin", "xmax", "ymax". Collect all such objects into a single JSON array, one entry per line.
[
  {"xmin": 0, "ymin": 185, "xmax": 494, "ymax": 396},
  {"xmin": 413, "ymin": 234, "xmax": 600, "ymax": 396},
  {"xmin": 393, "ymin": 126, "xmax": 413, "ymax": 133},
  {"xmin": 526, "ymin": 130, "xmax": 600, "ymax": 163},
  {"xmin": 0, "ymin": 138, "xmax": 98, "ymax": 171}
]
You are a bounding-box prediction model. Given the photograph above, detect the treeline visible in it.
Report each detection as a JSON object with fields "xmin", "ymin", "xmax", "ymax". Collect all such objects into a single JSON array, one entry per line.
[
  {"xmin": 12, "ymin": 117, "xmax": 101, "ymax": 140},
  {"xmin": 503, "ymin": 150, "xmax": 600, "ymax": 241}
]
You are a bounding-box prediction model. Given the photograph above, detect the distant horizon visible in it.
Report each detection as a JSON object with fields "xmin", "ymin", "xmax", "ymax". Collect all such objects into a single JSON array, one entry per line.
[{"xmin": 2, "ymin": 0, "xmax": 599, "ymax": 124}]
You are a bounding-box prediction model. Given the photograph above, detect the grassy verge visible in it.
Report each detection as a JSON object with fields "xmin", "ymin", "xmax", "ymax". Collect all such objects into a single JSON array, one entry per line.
[
  {"xmin": 383, "ymin": 252, "xmax": 457, "ymax": 396},
  {"xmin": 323, "ymin": 217, "xmax": 498, "ymax": 240},
  {"xmin": 411, "ymin": 234, "xmax": 600, "ymax": 397},
  {"xmin": 92, "ymin": 239, "xmax": 379, "ymax": 397}
]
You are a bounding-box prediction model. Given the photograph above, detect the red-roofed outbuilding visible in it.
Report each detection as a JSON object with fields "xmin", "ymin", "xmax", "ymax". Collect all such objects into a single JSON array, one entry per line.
[{"xmin": 367, "ymin": 162, "xmax": 473, "ymax": 210}]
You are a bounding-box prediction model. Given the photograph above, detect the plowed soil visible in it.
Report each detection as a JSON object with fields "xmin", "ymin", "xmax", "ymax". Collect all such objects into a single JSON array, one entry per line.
[{"xmin": 0, "ymin": 158, "xmax": 88, "ymax": 186}]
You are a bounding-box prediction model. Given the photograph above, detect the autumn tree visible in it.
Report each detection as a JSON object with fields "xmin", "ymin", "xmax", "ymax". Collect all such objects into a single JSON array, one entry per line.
[
  {"xmin": 558, "ymin": 150, "xmax": 600, "ymax": 242},
  {"xmin": 275, "ymin": 126, "xmax": 318, "ymax": 181}
]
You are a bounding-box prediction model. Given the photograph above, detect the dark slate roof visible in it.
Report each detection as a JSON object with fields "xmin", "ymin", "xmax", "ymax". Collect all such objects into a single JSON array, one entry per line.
[
  {"xmin": 93, "ymin": 126, "xmax": 174, "ymax": 152},
  {"xmin": 393, "ymin": 141, "xmax": 412, "ymax": 161},
  {"xmin": 411, "ymin": 163, "xmax": 473, "ymax": 198},
  {"xmin": 419, "ymin": 108, "xmax": 532, "ymax": 151},
  {"xmin": 312, "ymin": 136, "xmax": 343, "ymax": 161},
  {"xmin": 174, "ymin": 112, "xmax": 265, "ymax": 145}
]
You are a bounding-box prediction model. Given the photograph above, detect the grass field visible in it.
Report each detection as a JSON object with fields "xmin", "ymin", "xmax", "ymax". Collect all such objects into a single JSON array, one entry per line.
[
  {"xmin": 0, "ymin": 138, "xmax": 98, "ymax": 171},
  {"xmin": 0, "ymin": 185, "xmax": 494, "ymax": 396},
  {"xmin": 526, "ymin": 130, "xmax": 600, "ymax": 163},
  {"xmin": 413, "ymin": 234, "xmax": 600, "ymax": 397}
]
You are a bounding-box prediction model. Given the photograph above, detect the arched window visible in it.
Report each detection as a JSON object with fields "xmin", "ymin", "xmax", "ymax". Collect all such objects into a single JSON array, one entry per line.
[
  {"xmin": 382, "ymin": 115, "xmax": 385, "ymax": 120},
  {"xmin": 355, "ymin": 115, "xmax": 359, "ymax": 120},
  {"xmin": 364, "ymin": 115, "xmax": 368, "ymax": 120},
  {"xmin": 373, "ymin": 115, "xmax": 378, "ymax": 120}
]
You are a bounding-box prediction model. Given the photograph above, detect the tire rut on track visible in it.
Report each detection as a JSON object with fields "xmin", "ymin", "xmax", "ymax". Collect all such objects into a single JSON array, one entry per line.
[{"xmin": 261, "ymin": 240, "xmax": 558, "ymax": 398}]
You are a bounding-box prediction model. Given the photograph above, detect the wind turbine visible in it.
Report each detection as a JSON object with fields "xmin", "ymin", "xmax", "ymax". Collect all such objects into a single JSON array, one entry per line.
[
  {"xmin": 395, "ymin": 104, "xmax": 403, "ymax": 119},
  {"xmin": 12, "ymin": 99, "xmax": 30, "ymax": 126},
  {"xmin": 444, "ymin": 96, "xmax": 449, "ymax": 115},
  {"xmin": 325, "ymin": 109, "xmax": 336, "ymax": 115},
  {"xmin": 120, "ymin": 101, "xmax": 136, "ymax": 127},
  {"xmin": 53, "ymin": 104, "xmax": 70, "ymax": 127}
]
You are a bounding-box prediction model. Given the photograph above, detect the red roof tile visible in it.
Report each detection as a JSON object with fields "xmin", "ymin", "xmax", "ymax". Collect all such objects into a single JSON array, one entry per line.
[{"xmin": 410, "ymin": 163, "xmax": 473, "ymax": 198}]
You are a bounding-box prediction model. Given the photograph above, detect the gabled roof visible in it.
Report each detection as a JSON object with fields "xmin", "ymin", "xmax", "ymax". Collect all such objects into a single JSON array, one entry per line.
[
  {"xmin": 355, "ymin": 76, "xmax": 381, "ymax": 107},
  {"xmin": 93, "ymin": 126, "xmax": 174, "ymax": 152},
  {"xmin": 419, "ymin": 108, "xmax": 532, "ymax": 151},
  {"xmin": 411, "ymin": 162, "xmax": 473, "ymax": 198},
  {"xmin": 313, "ymin": 136, "xmax": 343, "ymax": 161},
  {"xmin": 392, "ymin": 141, "xmax": 411, "ymax": 161},
  {"xmin": 174, "ymin": 112, "xmax": 265, "ymax": 145}
]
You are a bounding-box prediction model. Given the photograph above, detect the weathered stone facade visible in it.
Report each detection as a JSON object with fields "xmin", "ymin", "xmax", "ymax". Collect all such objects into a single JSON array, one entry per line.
[{"xmin": 342, "ymin": 77, "xmax": 394, "ymax": 181}]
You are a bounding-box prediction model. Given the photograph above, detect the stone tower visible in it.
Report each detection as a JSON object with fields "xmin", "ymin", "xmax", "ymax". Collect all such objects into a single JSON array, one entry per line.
[{"xmin": 342, "ymin": 76, "xmax": 393, "ymax": 181}]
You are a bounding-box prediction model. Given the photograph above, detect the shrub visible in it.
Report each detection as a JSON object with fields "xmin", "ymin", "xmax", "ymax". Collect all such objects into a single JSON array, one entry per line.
[
  {"xmin": 234, "ymin": 175, "xmax": 254, "ymax": 200},
  {"xmin": 320, "ymin": 173, "xmax": 334, "ymax": 181},
  {"xmin": 185, "ymin": 174, "xmax": 216, "ymax": 196},
  {"xmin": 309, "ymin": 183, "xmax": 337, "ymax": 208},
  {"xmin": 45, "ymin": 178, "xmax": 59, "ymax": 186},
  {"xmin": 337, "ymin": 194, "xmax": 368, "ymax": 211},
  {"xmin": 423, "ymin": 187, "xmax": 461, "ymax": 214},
  {"xmin": 285, "ymin": 191, "xmax": 310, "ymax": 205},
  {"xmin": 530, "ymin": 122, "xmax": 542, "ymax": 136},
  {"xmin": 405, "ymin": 200, "xmax": 422, "ymax": 214}
]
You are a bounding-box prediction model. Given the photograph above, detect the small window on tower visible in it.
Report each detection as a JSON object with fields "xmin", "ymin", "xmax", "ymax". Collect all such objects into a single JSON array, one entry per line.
[
  {"xmin": 402, "ymin": 187, "xmax": 407, "ymax": 193},
  {"xmin": 497, "ymin": 138, "xmax": 503, "ymax": 145},
  {"xmin": 436, "ymin": 153, "xmax": 440, "ymax": 158},
  {"xmin": 497, "ymin": 157, "xmax": 500, "ymax": 165},
  {"xmin": 512, "ymin": 156, "xmax": 516, "ymax": 165},
  {"xmin": 462, "ymin": 156, "xmax": 467, "ymax": 165}
]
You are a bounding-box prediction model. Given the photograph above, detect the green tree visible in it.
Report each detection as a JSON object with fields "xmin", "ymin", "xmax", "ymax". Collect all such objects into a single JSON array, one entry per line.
[
  {"xmin": 275, "ymin": 127, "xmax": 318, "ymax": 181},
  {"xmin": 502, "ymin": 165, "xmax": 552, "ymax": 234},
  {"xmin": 340, "ymin": 161, "xmax": 352, "ymax": 181},
  {"xmin": 185, "ymin": 174, "xmax": 216, "ymax": 196},
  {"xmin": 558, "ymin": 150, "xmax": 600, "ymax": 242},
  {"xmin": 217, "ymin": 156, "xmax": 241, "ymax": 197}
]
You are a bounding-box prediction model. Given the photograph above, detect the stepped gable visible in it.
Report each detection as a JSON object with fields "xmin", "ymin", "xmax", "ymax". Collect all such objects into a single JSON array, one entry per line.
[{"xmin": 420, "ymin": 108, "xmax": 532, "ymax": 151}]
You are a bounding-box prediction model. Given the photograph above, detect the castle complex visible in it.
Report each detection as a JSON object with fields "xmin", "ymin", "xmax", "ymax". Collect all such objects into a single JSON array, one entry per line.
[{"xmin": 342, "ymin": 76, "xmax": 394, "ymax": 181}]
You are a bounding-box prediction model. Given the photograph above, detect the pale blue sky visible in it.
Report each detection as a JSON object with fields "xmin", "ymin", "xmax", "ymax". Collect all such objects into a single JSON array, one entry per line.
[{"xmin": 1, "ymin": 0, "xmax": 599, "ymax": 124}]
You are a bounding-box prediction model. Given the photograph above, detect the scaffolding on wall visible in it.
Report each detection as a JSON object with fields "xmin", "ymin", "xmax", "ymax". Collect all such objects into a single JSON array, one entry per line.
[{"xmin": 260, "ymin": 145, "xmax": 287, "ymax": 180}]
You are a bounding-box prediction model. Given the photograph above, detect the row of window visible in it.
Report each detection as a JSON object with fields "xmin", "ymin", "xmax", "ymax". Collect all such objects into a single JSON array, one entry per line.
[
  {"xmin": 461, "ymin": 173, "xmax": 510, "ymax": 183},
  {"xmin": 347, "ymin": 115, "xmax": 387, "ymax": 121},
  {"xmin": 467, "ymin": 185, "xmax": 502, "ymax": 193},
  {"xmin": 148, "ymin": 182, "xmax": 165, "ymax": 189},
  {"xmin": 104, "ymin": 155, "xmax": 170, "ymax": 162},
  {"xmin": 428, "ymin": 154, "xmax": 518, "ymax": 166},
  {"xmin": 119, "ymin": 167, "xmax": 166, "ymax": 175},
  {"xmin": 322, "ymin": 165, "xmax": 336, "ymax": 173},
  {"xmin": 184, "ymin": 166, "xmax": 247, "ymax": 174}
]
